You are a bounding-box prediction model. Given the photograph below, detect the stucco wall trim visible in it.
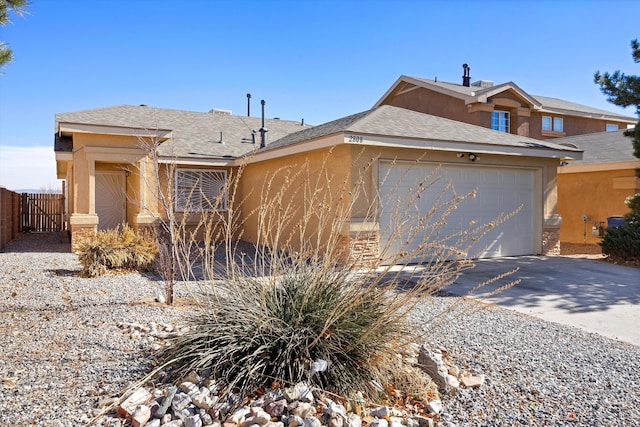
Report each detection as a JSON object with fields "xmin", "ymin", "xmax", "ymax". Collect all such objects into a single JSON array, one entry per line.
[
  {"xmin": 351, "ymin": 135, "xmax": 581, "ymax": 160},
  {"xmin": 59, "ymin": 122, "xmax": 173, "ymax": 139},
  {"xmin": 80, "ymin": 146, "xmax": 148, "ymax": 163},
  {"xmin": 558, "ymin": 161, "xmax": 640, "ymax": 174},
  {"xmin": 159, "ymin": 157, "xmax": 235, "ymax": 167}
]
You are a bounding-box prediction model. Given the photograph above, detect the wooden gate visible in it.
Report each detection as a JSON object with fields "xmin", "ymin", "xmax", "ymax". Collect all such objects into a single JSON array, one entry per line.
[{"xmin": 21, "ymin": 193, "xmax": 66, "ymax": 232}]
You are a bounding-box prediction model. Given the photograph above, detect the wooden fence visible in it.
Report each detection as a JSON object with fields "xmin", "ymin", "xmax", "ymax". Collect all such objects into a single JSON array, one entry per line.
[
  {"xmin": 0, "ymin": 187, "xmax": 21, "ymax": 250},
  {"xmin": 20, "ymin": 192, "xmax": 66, "ymax": 233}
]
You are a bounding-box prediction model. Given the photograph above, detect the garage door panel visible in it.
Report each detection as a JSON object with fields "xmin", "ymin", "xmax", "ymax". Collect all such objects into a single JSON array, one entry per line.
[{"xmin": 379, "ymin": 162, "xmax": 537, "ymax": 261}]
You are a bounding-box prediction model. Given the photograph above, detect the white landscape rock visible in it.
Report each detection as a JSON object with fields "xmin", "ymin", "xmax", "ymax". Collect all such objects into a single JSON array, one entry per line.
[
  {"xmin": 417, "ymin": 345, "xmax": 449, "ymax": 390},
  {"xmin": 427, "ymin": 400, "xmax": 443, "ymax": 415},
  {"xmin": 303, "ymin": 416, "xmax": 322, "ymax": 427},
  {"xmin": 192, "ymin": 393, "xmax": 215, "ymax": 410},
  {"xmin": 461, "ymin": 375, "xmax": 485, "ymax": 389},
  {"xmin": 446, "ymin": 374, "xmax": 460, "ymax": 388}
]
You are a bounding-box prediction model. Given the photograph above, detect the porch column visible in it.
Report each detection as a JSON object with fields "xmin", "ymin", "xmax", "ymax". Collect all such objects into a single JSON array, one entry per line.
[
  {"xmin": 133, "ymin": 159, "xmax": 158, "ymax": 233},
  {"xmin": 88, "ymin": 159, "xmax": 96, "ymax": 214},
  {"xmin": 70, "ymin": 154, "xmax": 98, "ymax": 251}
]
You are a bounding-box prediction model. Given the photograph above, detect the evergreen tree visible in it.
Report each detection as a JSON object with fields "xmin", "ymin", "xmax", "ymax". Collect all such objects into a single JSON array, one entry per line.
[
  {"xmin": 0, "ymin": 0, "xmax": 29, "ymax": 71},
  {"xmin": 594, "ymin": 39, "xmax": 640, "ymax": 164}
]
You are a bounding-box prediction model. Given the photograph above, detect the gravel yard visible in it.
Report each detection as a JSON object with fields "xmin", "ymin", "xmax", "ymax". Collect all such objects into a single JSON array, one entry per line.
[{"xmin": 1, "ymin": 233, "xmax": 639, "ymax": 426}]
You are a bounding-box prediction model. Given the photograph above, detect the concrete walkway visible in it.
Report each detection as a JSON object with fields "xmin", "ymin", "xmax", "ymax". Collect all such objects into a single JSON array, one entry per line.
[{"xmin": 444, "ymin": 256, "xmax": 640, "ymax": 346}]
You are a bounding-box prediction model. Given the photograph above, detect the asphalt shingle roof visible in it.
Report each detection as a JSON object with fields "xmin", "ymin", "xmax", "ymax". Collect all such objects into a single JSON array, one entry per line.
[
  {"xmin": 56, "ymin": 105, "xmax": 311, "ymax": 159},
  {"xmin": 269, "ymin": 105, "xmax": 580, "ymax": 154},
  {"xmin": 400, "ymin": 76, "xmax": 635, "ymax": 121},
  {"xmin": 531, "ymin": 95, "xmax": 634, "ymax": 118},
  {"xmin": 550, "ymin": 128, "xmax": 637, "ymax": 164}
]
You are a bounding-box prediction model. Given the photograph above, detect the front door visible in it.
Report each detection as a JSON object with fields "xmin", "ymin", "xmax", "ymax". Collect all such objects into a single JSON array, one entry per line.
[{"xmin": 95, "ymin": 171, "xmax": 126, "ymax": 230}]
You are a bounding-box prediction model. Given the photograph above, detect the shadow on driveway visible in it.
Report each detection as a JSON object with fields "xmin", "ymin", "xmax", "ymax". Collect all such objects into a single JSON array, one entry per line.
[{"xmin": 444, "ymin": 256, "xmax": 640, "ymax": 345}]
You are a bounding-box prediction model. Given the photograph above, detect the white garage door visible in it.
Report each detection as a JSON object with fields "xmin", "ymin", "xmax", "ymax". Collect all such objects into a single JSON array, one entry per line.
[{"xmin": 379, "ymin": 161, "xmax": 537, "ymax": 261}]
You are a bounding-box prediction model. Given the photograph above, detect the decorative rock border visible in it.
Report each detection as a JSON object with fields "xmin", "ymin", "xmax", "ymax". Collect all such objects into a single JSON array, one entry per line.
[{"xmin": 92, "ymin": 323, "xmax": 486, "ymax": 427}]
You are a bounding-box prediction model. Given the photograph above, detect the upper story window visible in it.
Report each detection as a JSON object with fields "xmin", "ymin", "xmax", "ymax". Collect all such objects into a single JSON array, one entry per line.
[
  {"xmin": 175, "ymin": 169, "xmax": 227, "ymax": 212},
  {"xmin": 553, "ymin": 117, "xmax": 563, "ymax": 132},
  {"xmin": 491, "ymin": 111, "xmax": 510, "ymax": 133},
  {"xmin": 542, "ymin": 115, "xmax": 564, "ymax": 133},
  {"xmin": 606, "ymin": 123, "xmax": 619, "ymax": 132}
]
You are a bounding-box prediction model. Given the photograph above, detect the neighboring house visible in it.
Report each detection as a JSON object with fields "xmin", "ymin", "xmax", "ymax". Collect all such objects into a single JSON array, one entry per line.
[
  {"xmin": 374, "ymin": 69, "xmax": 636, "ymax": 140},
  {"xmin": 556, "ymin": 129, "xmax": 640, "ymax": 248},
  {"xmin": 55, "ymin": 103, "xmax": 581, "ymax": 263}
]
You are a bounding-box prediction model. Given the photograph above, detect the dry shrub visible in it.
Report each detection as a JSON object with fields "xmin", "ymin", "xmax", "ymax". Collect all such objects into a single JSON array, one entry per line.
[{"xmin": 77, "ymin": 224, "xmax": 158, "ymax": 277}]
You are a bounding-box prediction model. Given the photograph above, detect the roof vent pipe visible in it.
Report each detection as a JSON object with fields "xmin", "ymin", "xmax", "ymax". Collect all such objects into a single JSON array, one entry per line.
[
  {"xmin": 259, "ymin": 99, "xmax": 268, "ymax": 148},
  {"xmin": 462, "ymin": 63, "xmax": 471, "ymax": 87},
  {"xmin": 301, "ymin": 118, "xmax": 304, "ymax": 126},
  {"xmin": 247, "ymin": 93, "xmax": 252, "ymax": 117},
  {"xmin": 219, "ymin": 131, "xmax": 224, "ymax": 144}
]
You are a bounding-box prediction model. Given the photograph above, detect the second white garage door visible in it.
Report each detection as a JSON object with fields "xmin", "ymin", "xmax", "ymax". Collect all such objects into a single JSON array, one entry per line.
[{"xmin": 378, "ymin": 161, "xmax": 538, "ymax": 261}]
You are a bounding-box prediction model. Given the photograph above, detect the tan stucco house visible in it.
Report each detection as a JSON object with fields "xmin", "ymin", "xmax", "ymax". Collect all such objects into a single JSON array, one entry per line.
[
  {"xmin": 55, "ymin": 103, "xmax": 581, "ymax": 262},
  {"xmin": 375, "ymin": 69, "xmax": 636, "ymax": 140},
  {"xmin": 556, "ymin": 129, "xmax": 640, "ymax": 250}
]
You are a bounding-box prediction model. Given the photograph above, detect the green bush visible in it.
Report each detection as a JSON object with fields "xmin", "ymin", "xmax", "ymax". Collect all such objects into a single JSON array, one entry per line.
[
  {"xmin": 599, "ymin": 222, "xmax": 640, "ymax": 262},
  {"xmin": 624, "ymin": 193, "xmax": 640, "ymax": 224},
  {"xmin": 77, "ymin": 224, "xmax": 158, "ymax": 277}
]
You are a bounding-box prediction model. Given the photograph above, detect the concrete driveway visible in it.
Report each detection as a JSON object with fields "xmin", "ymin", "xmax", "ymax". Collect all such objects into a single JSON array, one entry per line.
[{"xmin": 443, "ymin": 256, "xmax": 640, "ymax": 346}]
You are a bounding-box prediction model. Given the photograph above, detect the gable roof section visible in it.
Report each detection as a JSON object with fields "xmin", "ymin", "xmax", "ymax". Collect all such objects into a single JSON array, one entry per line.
[
  {"xmin": 374, "ymin": 75, "xmax": 636, "ymax": 123},
  {"xmin": 552, "ymin": 128, "xmax": 637, "ymax": 165},
  {"xmin": 267, "ymin": 105, "xmax": 582, "ymax": 159},
  {"xmin": 56, "ymin": 105, "xmax": 310, "ymax": 160}
]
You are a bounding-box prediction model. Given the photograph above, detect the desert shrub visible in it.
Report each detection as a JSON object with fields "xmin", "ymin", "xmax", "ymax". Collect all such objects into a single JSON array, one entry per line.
[
  {"xmin": 160, "ymin": 256, "xmax": 425, "ymax": 399},
  {"xmin": 599, "ymin": 221, "xmax": 640, "ymax": 262},
  {"xmin": 77, "ymin": 224, "xmax": 158, "ymax": 277}
]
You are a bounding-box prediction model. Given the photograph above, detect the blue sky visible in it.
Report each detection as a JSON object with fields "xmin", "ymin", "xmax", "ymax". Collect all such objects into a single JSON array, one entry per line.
[{"xmin": 0, "ymin": 0, "xmax": 638, "ymax": 191}]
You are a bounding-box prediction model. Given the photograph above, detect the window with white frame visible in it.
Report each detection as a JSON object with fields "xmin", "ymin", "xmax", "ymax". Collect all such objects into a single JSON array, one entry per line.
[
  {"xmin": 542, "ymin": 115, "xmax": 564, "ymax": 132},
  {"xmin": 175, "ymin": 169, "xmax": 227, "ymax": 212},
  {"xmin": 491, "ymin": 111, "xmax": 510, "ymax": 133},
  {"xmin": 553, "ymin": 117, "xmax": 563, "ymax": 132},
  {"xmin": 606, "ymin": 123, "xmax": 619, "ymax": 132}
]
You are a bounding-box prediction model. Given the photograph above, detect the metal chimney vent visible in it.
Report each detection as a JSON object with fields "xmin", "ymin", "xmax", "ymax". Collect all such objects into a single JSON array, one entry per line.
[{"xmin": 462, "ymin": 64, "xmax": 471, "ymax": 87}]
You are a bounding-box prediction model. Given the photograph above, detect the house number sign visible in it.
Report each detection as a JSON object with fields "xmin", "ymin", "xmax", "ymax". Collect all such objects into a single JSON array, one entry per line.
[{"xmin": 347, "ymin": 135, "xmax": 363, "ymax": 143}]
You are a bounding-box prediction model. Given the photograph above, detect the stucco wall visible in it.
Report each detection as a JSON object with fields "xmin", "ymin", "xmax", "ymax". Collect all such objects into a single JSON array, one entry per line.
[
  {"xmin": 386, "ymin": 87, "xmax": 482, "ymax": 126},
  {"xmin": 558, "ymin": 166, "xmax": 640, "ymax": 245},
  {"xmin": 240, "ymin": 143, "xmax": 353, "ymax": 257}
]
